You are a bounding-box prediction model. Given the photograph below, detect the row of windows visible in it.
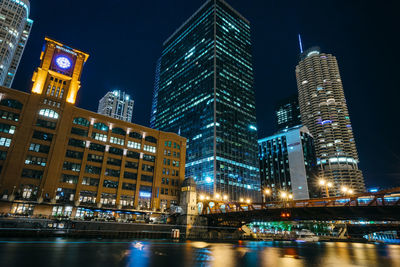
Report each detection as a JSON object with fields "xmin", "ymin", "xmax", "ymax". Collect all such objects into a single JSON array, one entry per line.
[
  {"xmin": 164, "ymin": 141, "xmax": 180, "ymax": 149},
  {"xmin": 72, "ymin": 118, "xmax": 157, "ymax": 144},
  {"xmin": 0, "ymin": 123, "xmax": 16, "ymax": 134},
  {"xmin": 164, "ymin": 149, "xmax": 180, "ymax": 158},
  {"xmin": 163, "ymin": 158, "xmax": 180, "ymax": 167},
  {"xmin": 0, "ymin": 109, "xmax": 19, "ymax": 121},
  {"xmin": 25, "ymin": 155, "xmax": 47, "ymax": 167}
]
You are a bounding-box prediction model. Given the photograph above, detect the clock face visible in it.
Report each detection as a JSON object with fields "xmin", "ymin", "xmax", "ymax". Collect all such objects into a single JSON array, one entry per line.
[{"xmin": 55, "ymin": 56, "xmax": 72, "ymax": 69}]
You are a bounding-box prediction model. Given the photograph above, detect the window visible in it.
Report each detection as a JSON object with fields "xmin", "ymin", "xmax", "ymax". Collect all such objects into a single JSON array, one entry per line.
[
  {"xmin": 63, "ymin": 161, "xmax": 81, "ymax": 172},
  {"xmin": 85, "ymin": 165, "xmax": 101, "ymax": 174},
  {"xmin": 172, "ymin": 160, "xmax": 180, "ymax": 167},
  {"xmin": 60, "ymin": 174, "xmax": 79, "ymax": 184},
  {"xmin": 105, "ymin": 168, "xmax": 120, "ymax": 177},
  {"xmin": 93, "ymin": 122, "xmax": 109, "ymax": 132},
  {"xmin": 0, "ymin": 99, "xmax": 23, "ymax": 110},
  {"xmin": 65, "ymin": 150, "xmax": 83, "ymax": 159},
  {"xmin": 21, "ymin": 169, "xmax": 43, "ymax": 179},
  {"xmin": 145, "ymin": 136, "xmax": 157, "ymax": 144},
  {"xmin": 107, "ymin": 157, "xmax": 121, "ymax": 166},
  {"xmin": 127, "ymin": 140, "xmax": 141, "ymax": 149},
  {"xmin": 124, "ymin": 171, "xmax": 137, "ymax": 180},
  {"xmin": 36, "ymin": 119, "xmax": 56, "ymax": 130},
  {"xmin": 79, "ymin": 191, "xmax": 97, "ymax": 203},
  {"xmin": 112, "ymin": 127, "xmax": 126, "ymax": 136},
  {"xmin": 103, "ymin": 180, "xmax": 118, "ymax": 188},
  {"xmin": 0, "ymin": 137, "xmax": 11, "ymax": 147},
  {"xmin": 0, "ymin": 123, "xmax": 16, "ymax": 134},
  {"xmin": 29, "ymin": 143, "xmax": 50, "ymax": 154},
  {"xmin": 92, "ymin": 132, "xmax": 107, "ymax": 142},
  {"xmin": 25, "ymin": 155, "xmax": 47, "ymax": 166},
  {"xmin": 0, "ymin": 110, "xmax": 19, "ymax": 121},
  {"xmin": 129, "ymin": 131, "xmax": 142, "ymax": 140},
  {"xmin": 142, "ymin": 164, "xmax": 154, "ymax": 173},
  {"xmin": 120, "ymin": 195, "xmax": 134, "ymax": 206},
  {"xmin": 110, "ymin": 136, "xmax": 124, "ymax": 145},
  {"xmin": 68, "ymin": 138, "xmax": 85, "ymax": 148},
  {"xmin": 73, "ymin": 117, "xmax": 90, "ymax": 127},
  {"xmin": 55, "ymin": 188, "xmax": 75, "ymax": 203},
  {"xmin": 100, "ymin": 193, "xmax": 116, "ymax": 205},
  {"xmin": 87, "ymin": 154, "xmax": 103, "ymax": 163},
  {"xmin": 143, "ymin": 154, "xmax": 155, "ymax": 162},
  {"xmin": 144, "ymin": 145, "xmax": 156, "ymax": 153},
  {"xmin": 38, "ymin": 109, "xmax": 59, "ymax": 119},
  {"xmin": 71, "ymin": 127, "xmax": 88, "ymax": 137},
  {"xmin": 82, "ymin": 177, "xmax": 99, "ymax": 186},
  {"xmin": 165, "ymin": 141, "xmax": 172, "ymax": 147},
  {"xmin": 122, "ymin": 183, "xmax": 136, "ymax": 191},
  {"xmin": 0, "ymin": 150, "xmax": 7, "ymax": 160},
  {"xmin": 125, "ymin": 161, "xmax": 138, "ymax": 169},
  {"xmin": 33, "ymin": 131, "xmax": 53, "ymax": 141},
  {"xmin": 89, "ymin": 142, "xmax": 105, "ymax": 152},
  {"xmin": 127, "ymin": 150, "xmax": 139, "ymax": 159},
  {"xmin": 141, "ymin": 175, "xmax": 153, "ymax": 183},
  {"xmin": 109, "ymin": 147, "xmax": 123, "ymax": 155}
]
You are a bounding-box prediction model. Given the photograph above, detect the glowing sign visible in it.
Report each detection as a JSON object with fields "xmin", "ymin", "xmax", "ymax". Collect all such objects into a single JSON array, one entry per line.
[{"xmin": 55, "ymin": 56, "xmax": 72, "ymax": 69}]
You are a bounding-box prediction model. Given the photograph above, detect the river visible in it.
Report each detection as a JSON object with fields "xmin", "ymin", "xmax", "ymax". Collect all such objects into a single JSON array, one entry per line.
[{"xmin": 0, "ymin": 239, "xmax": 399, "ymax": 266}]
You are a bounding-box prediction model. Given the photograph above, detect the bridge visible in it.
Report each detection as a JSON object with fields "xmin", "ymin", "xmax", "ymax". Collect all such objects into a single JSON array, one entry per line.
[{"xmin": 200, "ymin": 187, "xmax": 400, "ymax": 227}]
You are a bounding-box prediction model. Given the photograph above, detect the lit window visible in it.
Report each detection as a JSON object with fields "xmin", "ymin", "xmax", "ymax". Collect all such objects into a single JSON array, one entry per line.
[{"xmin": 39, "ymin": 109, "xmax": 59, "ymax": 119}]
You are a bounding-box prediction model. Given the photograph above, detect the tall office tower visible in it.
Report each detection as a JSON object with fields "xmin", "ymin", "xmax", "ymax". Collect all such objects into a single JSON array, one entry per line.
[
  {"xmin": 152, "ymin": 0, "xmax": 260, "ymax": 201},
  {"xmin": 0, "ymin": 0, "xmax": 32, "ymax": 87},
  {"xmin": 150, "ymin": 58, "xmax": 161, "ymax": 128},
  {"xmin": 296, "ymin": 47, "xmax": 365, "ymax": 195},
  {"xmin": 97, "ymin": 90, "xmax": 134, "ymax": 122},
  {"xmin": 275, "ymin": 94, "xmax": 301, "ymax": 131},
  {"xmin": 258, "ymin": 126, "xmax": 318, "ymax": 201}
]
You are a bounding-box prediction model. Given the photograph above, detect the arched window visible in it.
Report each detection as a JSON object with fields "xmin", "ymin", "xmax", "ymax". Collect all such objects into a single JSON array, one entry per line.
[
  {"xmin": 129, "ymin": 132, "xmax": 142, "ymax": 140},
  {"xmin": 145, "ymin": 136, "xmax": 157, "ymax": 144},
  {"xmin": 0, "ymin": 99, "xmax": 23, "ymax": 110},
  {"xmin": 39, "ymin": 109, "xmax": 59, "ymax": 119},
  {"xmin": 112, "ymin": 127, "xmax": 126, "ymax": 136},
  {"xmin": 93, "ymin": 122, "xmax": 109, "ymax": 132},
  {"xmin": 73, "ymin": 117, "xmax": 90, "ymax": 127}
]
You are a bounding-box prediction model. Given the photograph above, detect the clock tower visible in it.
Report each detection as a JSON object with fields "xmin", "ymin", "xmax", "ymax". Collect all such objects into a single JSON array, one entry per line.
[{"xmin": 31, "ymin": 37, "xmax": 89, "ymax": 104}]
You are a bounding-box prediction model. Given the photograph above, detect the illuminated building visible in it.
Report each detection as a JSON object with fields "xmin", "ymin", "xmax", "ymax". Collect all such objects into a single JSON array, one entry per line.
[
  {"xmin": 152, "ymin": 0, "xmax": 260, "ymax": 201},
  {"xmin": 258, "ymin": 125, "xmax": 318, "ymax": 200},
  {"xmin": 0, "ymin": 38, "xmax": 186, "ymax": 217},
  {"xmin": 98, "ymin": 90, "xmax": 134, "ymax": 122},
  {"xmin": 296, "ymin": 47, "xmax": 365, "ymax": 195},
  {"xmin": 275, "ymin": 94, "xmax": 301, "ymax": 131},
  {"xmin": 0, "ymin": 0, "xmax": 33, "ymax": 87}
]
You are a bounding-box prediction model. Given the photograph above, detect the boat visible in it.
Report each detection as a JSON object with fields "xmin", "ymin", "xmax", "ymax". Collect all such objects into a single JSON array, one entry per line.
[{"xmin": 296, "ymin": 229, "xmax": 319, "ymax": 242}]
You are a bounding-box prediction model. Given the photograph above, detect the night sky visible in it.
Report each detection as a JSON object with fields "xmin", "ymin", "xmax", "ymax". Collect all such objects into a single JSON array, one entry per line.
[{"xmin": 12, "ymin": 0, "xmax": 399, "ymax": 188}]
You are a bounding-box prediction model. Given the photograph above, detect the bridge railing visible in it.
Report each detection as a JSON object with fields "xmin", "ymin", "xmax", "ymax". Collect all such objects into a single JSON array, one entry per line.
[{"xmin": 200, "ymin": 187, "xmax": 400, "ymax": 215}]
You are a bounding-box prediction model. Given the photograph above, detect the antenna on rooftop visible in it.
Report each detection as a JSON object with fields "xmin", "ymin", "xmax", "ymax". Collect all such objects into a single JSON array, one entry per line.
[{"xmin": 298, "ymin": 34, "xmax": 304, "ymax": 54}]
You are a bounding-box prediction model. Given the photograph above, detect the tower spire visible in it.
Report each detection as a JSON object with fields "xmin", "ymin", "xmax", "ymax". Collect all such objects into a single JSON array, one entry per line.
[{"xmin": 298, "ymin": 34, "xmax": 304, "ymax": 54}]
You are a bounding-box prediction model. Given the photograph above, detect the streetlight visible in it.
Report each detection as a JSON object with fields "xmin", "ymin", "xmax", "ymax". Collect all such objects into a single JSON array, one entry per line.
[
  {"xmin": 263, "ymin": 188, "xmax": 272, "ymax": 203},
  {"xmin": 288, "ymin": 194, "xmax": 293, "ymax": 200},
  {"xmin": 215, "ymin": 193, "xmax": 220, "ymax": 200},
  {"xmin": 319, "ymin": 179, "xmax": 333, "ymax": 198},
  {"xmin": 246, "ymin": 199, "xmax": 251, "ymax": 204},
  {"xmin": 280, "ymin": 191, "xmax": 288, "ymax": 199},
  {"xmin": 199, "ymin": 195, "xmax": 205, "ymax": 201},
  {"xmin": 223, "ymin": 195, "xmax": 228, "ymax": 201},
  {"xmin": 239, "ymin": 198, "xmax": 244, "ymax": 202}
]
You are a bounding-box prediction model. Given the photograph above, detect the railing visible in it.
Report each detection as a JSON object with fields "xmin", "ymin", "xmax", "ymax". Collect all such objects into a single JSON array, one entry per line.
[{"xmin": 201, "ymin": 187, "xmax": 400, "ymax": 215}]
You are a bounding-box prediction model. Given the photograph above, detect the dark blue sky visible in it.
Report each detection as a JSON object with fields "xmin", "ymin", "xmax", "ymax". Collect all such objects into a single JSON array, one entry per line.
[{"xmin": 13, "ymin": 0, "xmax": 399, "ymax": 188}]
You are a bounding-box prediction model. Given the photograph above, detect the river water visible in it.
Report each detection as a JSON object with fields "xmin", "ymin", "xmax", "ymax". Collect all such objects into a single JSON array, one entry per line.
[{"xmin": 0, "ymin": 239, "xmax": 399, "ymax": 267}]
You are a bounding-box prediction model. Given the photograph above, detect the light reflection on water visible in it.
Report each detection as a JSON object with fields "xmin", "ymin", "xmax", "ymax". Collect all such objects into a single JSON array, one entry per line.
[{"xmin": 0, "ymin": 239, "xmax": 399, "ymax": 267}]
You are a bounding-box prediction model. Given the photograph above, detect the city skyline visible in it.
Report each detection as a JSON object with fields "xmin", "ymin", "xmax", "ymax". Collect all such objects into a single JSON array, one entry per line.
[{"xmin": 9, "ymin": 0, "xmax": 400, "ymax": 188}]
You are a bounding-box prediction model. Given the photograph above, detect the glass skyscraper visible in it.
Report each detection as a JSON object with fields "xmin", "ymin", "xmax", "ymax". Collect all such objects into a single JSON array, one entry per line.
[
  {"xmin": 152, "ymin": 0, "xmax": 260, "ymax": 201},
  {"xmin": 275, "ymin": 94, "xmax": 301, "ymax": 131}
]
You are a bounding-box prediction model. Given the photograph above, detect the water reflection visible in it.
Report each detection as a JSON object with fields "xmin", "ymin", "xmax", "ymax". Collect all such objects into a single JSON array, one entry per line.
[{"xmin": 0, "ymin": 239, "xmax": 399, "ymax": 267}]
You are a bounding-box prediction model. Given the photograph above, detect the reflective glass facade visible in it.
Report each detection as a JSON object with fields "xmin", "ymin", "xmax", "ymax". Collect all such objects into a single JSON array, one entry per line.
[
  {"xmin": 153, "ymin": 0, "xmax": 260, "ymax": 201},
  {"xmin": 275, "ymin": 94, "xmax": 301, "ymax": 131}
]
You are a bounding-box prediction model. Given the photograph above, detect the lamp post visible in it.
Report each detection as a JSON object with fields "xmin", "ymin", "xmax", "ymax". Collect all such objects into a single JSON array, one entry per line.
[
  {"xmin": 263, "ymin": 188, "xmax": 271, "ymax": 203},
  {"xmin": 280, "ymin": 191, "xmax": 293, "ymax": 207},
  {"xmin": 319, "ymin": 179, "xmax": 333, "ymax": 198},
  {"xmin": 341, "ymin": 186, "xmax": 354, "ymax": 196}
]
